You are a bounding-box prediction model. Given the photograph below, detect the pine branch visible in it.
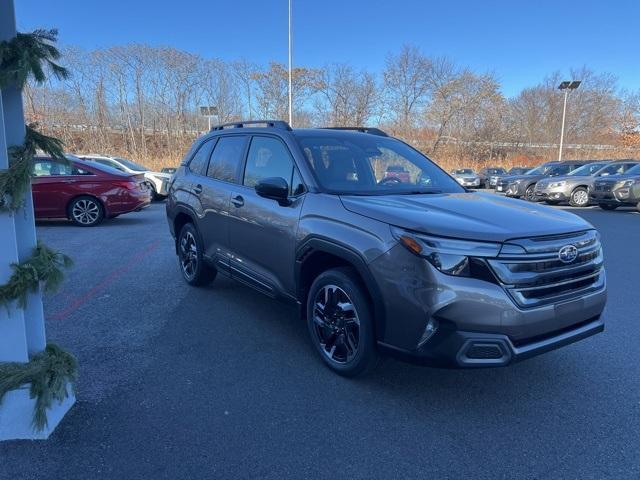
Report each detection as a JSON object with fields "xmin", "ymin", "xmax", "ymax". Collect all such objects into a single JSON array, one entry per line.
[{"xmin": 0, "ymin": 29, "xmax": 69, "ymax": 90}]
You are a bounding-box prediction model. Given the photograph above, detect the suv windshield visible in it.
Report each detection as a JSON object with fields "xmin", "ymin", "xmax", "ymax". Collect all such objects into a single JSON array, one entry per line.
[
  {"xmin": 569, "ymin": 162, "xmax": 609, "ymax": 176},
  {"xmin": 454, "ymin": 169, "xmax": 474, "ymax": 175},
  {"xmin": 526, "ymin": 164, "xmax": 555, "ymax": 175},
  {"xmin": 295, "ymin": 133, "xmax": 464, "ymax": 195},
  {"xmin": 115, "ymin": 157, "xmax": 148, "ymax": 172},
  {"xmin": 626, "ymin": 164, "xmax": 640, "ymax": 175},
  {"xmin": 486, "ymin": 168, "xmax": 505, "ymax": 175}
]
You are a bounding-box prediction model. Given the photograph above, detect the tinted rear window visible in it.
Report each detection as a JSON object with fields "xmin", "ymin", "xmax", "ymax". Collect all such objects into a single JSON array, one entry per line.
[{"xmin": 207, "ymin": 136, "xmax": 248, "ymax": 183}]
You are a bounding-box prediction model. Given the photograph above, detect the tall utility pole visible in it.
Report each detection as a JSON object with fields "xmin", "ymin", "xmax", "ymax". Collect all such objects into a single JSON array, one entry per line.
[
  {"xmin": 557, "ymin": 80, "xmax": 581, "ymax": 161},
  {"xmin": 288, "ymin": 0, "xmax": 293, "ymax": 126}
]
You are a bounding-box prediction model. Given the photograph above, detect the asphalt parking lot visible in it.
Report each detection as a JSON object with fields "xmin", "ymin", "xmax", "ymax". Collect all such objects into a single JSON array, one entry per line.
[{"xmin": 1, "ymin": 201, "xmax": 639, "ymax": 479}]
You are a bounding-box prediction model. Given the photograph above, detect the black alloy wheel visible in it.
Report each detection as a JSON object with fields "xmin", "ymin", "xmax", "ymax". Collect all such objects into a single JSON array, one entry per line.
[
  {"xmin": 177, "ymin": 223, "xmax": 216, "ymax": 286},
  {"xmin": 306, "ymin": 268, "xmax": 377, "ymax": 377}
]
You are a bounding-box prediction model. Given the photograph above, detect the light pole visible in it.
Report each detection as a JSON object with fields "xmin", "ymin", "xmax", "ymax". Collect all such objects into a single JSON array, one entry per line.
[
  {"xmin": 288, "ymin": 0, "xmax": 293, "ymax": 126},
  {"xmin": 200, "ymin": 105, "xmax": 218, "ymax": 131},
  {"xmin": 557, "ymin": 80, "xmax": 581, "ymax": 161}
]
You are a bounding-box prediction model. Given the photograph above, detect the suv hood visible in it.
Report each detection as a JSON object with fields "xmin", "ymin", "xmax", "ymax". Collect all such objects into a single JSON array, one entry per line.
[
  {"xmin": 340, "ymin": 192, "xmax": 591, "ymax": 243},
  {"xmin": 502, "ymin": 174, "xmax": 544, "ymax": 183}
]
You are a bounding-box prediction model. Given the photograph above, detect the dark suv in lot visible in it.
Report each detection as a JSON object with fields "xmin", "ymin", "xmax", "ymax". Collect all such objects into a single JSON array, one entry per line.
[
  {"xmin": 499, "ymin": 160, "xmax": 592, "ymax": 201},
  {"xmin": 166, "ymin": 121, "xmax": 606, "ymax": 376}
]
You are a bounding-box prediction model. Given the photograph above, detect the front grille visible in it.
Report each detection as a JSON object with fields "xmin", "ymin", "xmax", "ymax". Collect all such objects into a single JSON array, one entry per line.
[
  {"xmin": 487, "ymin": 230, "xmax": 604, "ymax": 308},
  {"xmin": 594, "ymin": 183, "xmax": 613, "ymax": 192}
]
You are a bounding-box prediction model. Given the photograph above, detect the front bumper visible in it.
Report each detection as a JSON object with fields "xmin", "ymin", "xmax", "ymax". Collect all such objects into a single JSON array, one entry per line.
[
  {"xmin": 457, "ymin": 179, "xmax": 481, "ymax": 187},
  {"xmin": 590, "ymin": 188, "xmax": 639, "ymax": 206},
  {"xmin": 369, "ymin": 244, "xmax": 607, "ymax": 368},
  {"xmin": 505, "ymin": 182, "xmax": 525, "ymax": 197},
  {"xmin": 379, "ymin": 316, "xmax": 604, "ymax": 368},
  {"xmin": 533, "ymin": 186, "xmax": 570, "ymax": 202}
]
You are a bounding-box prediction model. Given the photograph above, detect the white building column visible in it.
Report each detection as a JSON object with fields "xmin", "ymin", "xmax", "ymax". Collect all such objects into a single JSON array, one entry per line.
[{"xmin": 0, "ymin": 0, "xmax": 74, "ymax": 440}]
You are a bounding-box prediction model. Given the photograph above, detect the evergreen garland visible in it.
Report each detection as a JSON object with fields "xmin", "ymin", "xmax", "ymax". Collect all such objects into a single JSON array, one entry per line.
[
  {"xmin": 0, "ymin": 343, "xmax": 77, "ymax": 431},
  {"xmin": 0, "ymin": 241, "xmax": 73, "ymax": 310},
  {"xmin": 0, "ymin": 29, "xmax": 77, "ymax": 433},
  {"xmin": 0, "ymin": 124, "xmax": 66, "ymax": 212}
]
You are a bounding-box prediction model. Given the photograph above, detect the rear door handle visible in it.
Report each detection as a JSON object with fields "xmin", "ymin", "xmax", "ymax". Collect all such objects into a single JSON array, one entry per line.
[
  {"xmin": 193, "ymin": 184, "xmax": 203, "ymax": 195},
  {"xmin": 231, "ymin": 195, "xmax": 244, "ymax": 207}
]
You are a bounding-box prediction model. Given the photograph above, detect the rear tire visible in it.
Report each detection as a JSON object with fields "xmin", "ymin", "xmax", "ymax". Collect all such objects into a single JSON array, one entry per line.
[
  {"xmin": 177, "ymin": 223, "xmax": 216, "ymax": 286},
  {"xmin": 598, "ymin": 204, "xmax": 618, "ymax": 211},
  {"xmin": 306, "ymin": 267, "xmax": 377, "ymax": 377},
  {"xmin": 569, "ymin": 187, "xmax": 590, "ymax": 207},
  {"xmin": 68, "ymin": 196, "xmax": 104, "ymax": 226}
]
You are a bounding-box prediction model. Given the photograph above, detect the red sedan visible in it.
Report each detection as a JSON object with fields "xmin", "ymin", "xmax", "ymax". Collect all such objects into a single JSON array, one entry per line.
[{"xmin": 32, "ymin": 155, "xmax": 151, "ymax": 226}]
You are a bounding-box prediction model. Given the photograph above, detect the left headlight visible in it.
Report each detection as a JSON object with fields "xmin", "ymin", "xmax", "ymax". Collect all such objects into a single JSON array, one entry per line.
[
  {"xmin": 391, "ymin": 227, "xmax": 500, "ymax": 277},
  {"xmin": 619, "ymin": 179, "xmax": 640, "ymax": 188},
  {"xmin": 548, "ymin": 181, "xmax": 566, "ymax": 188}
]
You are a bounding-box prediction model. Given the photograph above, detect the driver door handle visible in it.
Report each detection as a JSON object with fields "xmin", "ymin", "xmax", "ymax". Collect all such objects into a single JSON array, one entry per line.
[{"xmin": 231, "ymin": 195, "xmax": 244, "ymax": 208}]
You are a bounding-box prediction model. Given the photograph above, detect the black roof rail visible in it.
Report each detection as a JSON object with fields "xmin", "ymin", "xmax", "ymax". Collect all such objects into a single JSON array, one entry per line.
[
  {"xmin": 320, "ymin": 127, "xmax": 389, "ymax": 137},
  {"xmin": 210, "ymin": 120, "xmax": 292, "ymax": 132}
]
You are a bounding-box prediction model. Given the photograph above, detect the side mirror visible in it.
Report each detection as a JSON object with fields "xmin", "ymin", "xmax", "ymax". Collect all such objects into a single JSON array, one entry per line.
[{"xmin": 255, "ymin": 176, "xmax": 290, "ymax": 205}]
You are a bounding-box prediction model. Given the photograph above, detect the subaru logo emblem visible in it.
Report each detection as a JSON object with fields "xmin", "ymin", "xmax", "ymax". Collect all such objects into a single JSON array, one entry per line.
[{"xmin": 558, "ymin": 244, "xmax": 578, "ymax": 264}]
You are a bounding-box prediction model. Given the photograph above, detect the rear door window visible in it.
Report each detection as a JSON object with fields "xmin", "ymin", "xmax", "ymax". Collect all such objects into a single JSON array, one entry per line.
[
  {"xmin": 188, "ymin": 138, "xmax": 217, "ymax": 176},
  {"xmin": 207, "ymin": 136, "xmax": 248, "ymax": 183},
  {"xmin": 33, "ymin": 160, "xmax": 76, "ymax": 176}
]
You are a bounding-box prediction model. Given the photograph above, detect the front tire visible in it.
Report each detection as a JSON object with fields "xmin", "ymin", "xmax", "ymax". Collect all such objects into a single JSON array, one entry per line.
[
  {"xmin": 569, "ymin": 187, "xmax": 590, "ymax": 207},
  {"xmin": 598, "ymin": 204, "xmax": 618, "ymax": 211},
  {"xmin": 177, "ymin": 223, "xmax": 216, "ymax": 286},
  {"xmin": 524, "ymin": 184, "xmax": 536, "ymax": 201},
  {"xmin": 69, "ymin": 196, "xmax": 104, "ymax": 226},
  {"xmin": 306, "ymin": 267, "xmax": 377, "ymax": 377}
]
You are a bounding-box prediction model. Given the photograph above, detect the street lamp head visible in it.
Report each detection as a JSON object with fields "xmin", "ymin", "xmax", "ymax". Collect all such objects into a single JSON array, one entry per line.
[{"xmin": 558, "ymin": 80, "xmax": 581, "ymax": 90}]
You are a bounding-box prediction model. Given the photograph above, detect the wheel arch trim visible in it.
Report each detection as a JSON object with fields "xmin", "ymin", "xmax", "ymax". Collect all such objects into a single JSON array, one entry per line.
[{"xmin": 295, "ymin": 236, "xmax": 386, "ymax": 340}]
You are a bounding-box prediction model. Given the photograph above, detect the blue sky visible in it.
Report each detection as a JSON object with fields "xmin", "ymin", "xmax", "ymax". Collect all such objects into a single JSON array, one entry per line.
[{"xmin": 15, "ymin": 0, "xmax": 639, "ymax": 97}]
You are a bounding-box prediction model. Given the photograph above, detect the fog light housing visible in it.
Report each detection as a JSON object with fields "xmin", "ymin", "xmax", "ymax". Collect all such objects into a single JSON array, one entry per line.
[
  {"xmin": 418, "ymin": 318, "xmax": 439, "ymax": 347},
  {"xmin": 616, "ymin": 189, "xmax": 630, "ymax": 199}
]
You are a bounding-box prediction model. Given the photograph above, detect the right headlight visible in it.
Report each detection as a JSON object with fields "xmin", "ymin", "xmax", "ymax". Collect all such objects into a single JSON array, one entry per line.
[
  {"xmin": 548, "ymin": 181, "xmax": 566, "ymax": 188},
  {"xmin": 391, "ymin": 227, "xmax": 500, "ymax": 278}
]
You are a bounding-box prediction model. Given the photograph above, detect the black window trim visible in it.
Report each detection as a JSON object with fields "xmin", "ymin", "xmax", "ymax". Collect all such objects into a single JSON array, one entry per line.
[{"xmin": 237, "ymin": 133, "xmax": 307, "ymax": 197}]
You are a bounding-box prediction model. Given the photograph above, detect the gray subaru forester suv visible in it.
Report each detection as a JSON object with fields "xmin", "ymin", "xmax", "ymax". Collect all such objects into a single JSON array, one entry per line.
[{"xmin": 166, "ymin": 121, "xmax": 606, "ymax": 376}]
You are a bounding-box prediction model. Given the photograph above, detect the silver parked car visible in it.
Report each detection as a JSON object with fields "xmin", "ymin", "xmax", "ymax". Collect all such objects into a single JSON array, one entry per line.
[
  {"xmin": 450, "ymin": 168, "xmax": 481, "ymax": 188},
  {"xmin": 534, "ymin": 160, "xmax": 639, "ymax": 207}
]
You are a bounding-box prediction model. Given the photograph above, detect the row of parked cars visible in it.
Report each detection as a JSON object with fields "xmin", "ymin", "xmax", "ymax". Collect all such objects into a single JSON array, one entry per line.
[
  {"xmin": 451, "ymin": 160, "xmax": 640, "ymax": 211},
  {"xmin": 30, "ymin": 154, "xmax": 173, "ymax": 226}
]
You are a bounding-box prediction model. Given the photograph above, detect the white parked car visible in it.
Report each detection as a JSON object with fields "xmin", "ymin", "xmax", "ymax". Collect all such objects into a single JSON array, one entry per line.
[
  {"xmin": 78, "ymin": 154, "xmax": 172, "ymax": 199},
  {"xmin": 450, "ymin": 168, "xmax": 481, "ymax": 188}
]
